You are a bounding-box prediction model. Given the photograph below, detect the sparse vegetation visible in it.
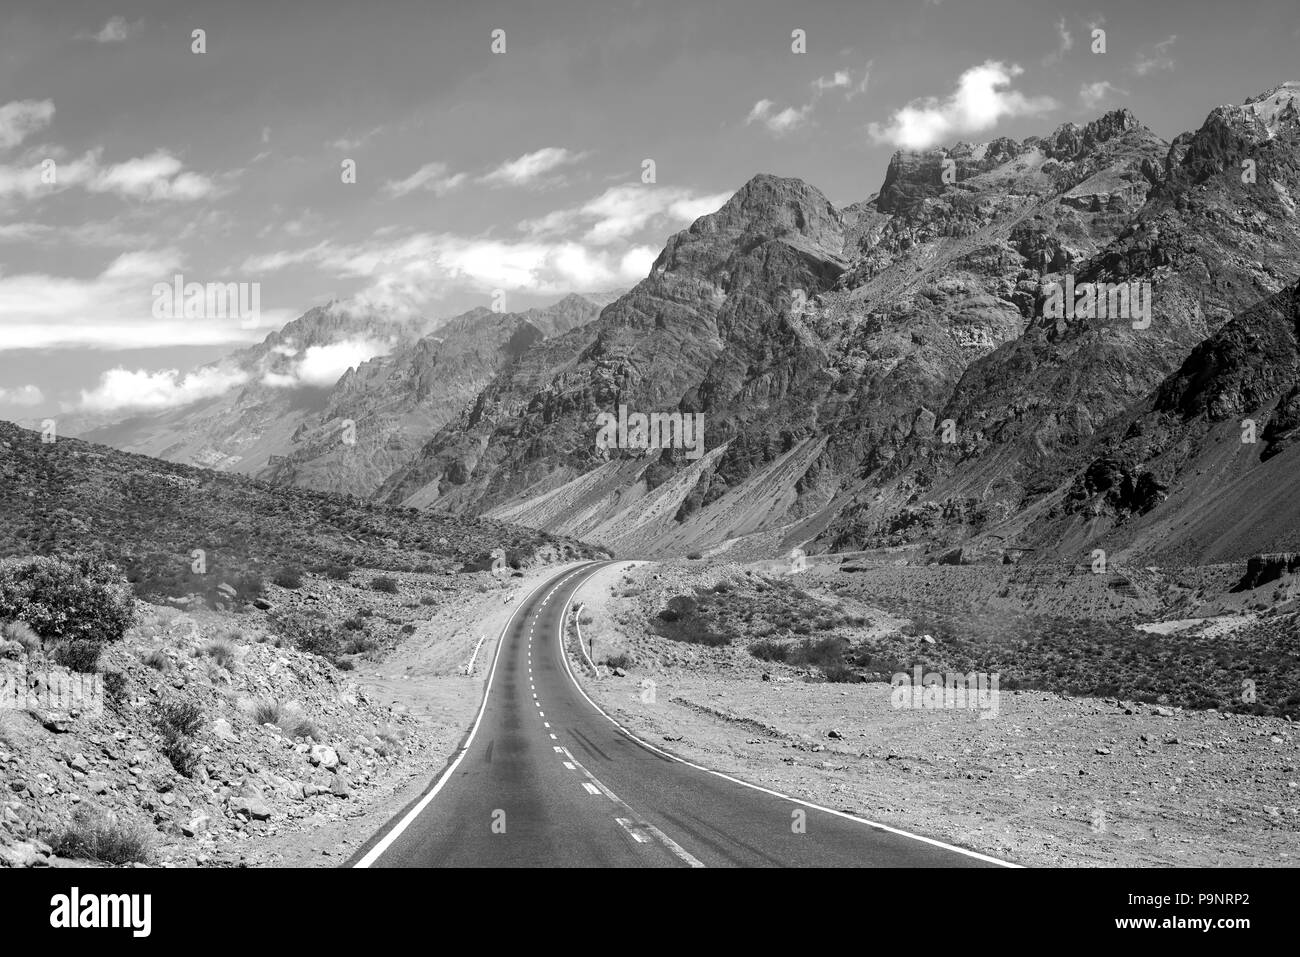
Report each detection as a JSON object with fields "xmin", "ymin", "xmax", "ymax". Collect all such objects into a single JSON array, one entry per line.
[
  {"xmin": 201, "ymin": 637, "xmax": 238, "ymax": 671},
  {"xmin": 371, "ymin": 576, "xmax": 400, "ymax": 594},
  {"xmin": 272, "ymin": 566, "xmax": 305, "ymax": 589},
  {"xmin": 1, "ymin": 619, "xmax": 39, "ymax": 655},
  {"xmin": 49, "ymin": 807, "xmax": 151, "ymax": 865},
  {"xmin": 51, "ymin": 640, "xmax": 102, "ymax": 673},
  {"xmin": 0, "ymin": 420, "xmax": 603, "ymax": 607},
  {"xmin": 143, "ymin": 647, "xmax": 171, "ymax": 671},
  {"xmin": 154, "ymin": 696, "xmax": 204, "ymax": 777}
]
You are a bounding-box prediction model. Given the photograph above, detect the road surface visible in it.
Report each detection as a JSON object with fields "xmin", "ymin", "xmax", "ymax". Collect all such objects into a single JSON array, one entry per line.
[{"xmin": 353, "ymin": 562, "xmax": 1012, "ymax": 868}]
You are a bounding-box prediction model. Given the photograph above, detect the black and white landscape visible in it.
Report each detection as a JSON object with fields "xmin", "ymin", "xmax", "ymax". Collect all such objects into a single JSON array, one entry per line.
[{"xmin": 0, "ymin": 0, "xmax": 1298, "ymax": 899}]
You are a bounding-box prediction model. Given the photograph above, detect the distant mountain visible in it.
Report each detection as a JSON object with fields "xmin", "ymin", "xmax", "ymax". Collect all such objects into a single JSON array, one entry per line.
[
  {"xmin": 376, "ymin": 85, "xmax": 1300, "ymax": 564},
  {"xmin": 73, "ymin": 292, "xmax": 614, "ymax": 497}
]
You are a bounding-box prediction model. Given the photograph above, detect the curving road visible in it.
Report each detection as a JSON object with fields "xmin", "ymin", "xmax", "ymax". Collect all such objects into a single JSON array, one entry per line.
[{"xmin": 352, "ymin": 562, "xmax": 1014, "ymax": 868}]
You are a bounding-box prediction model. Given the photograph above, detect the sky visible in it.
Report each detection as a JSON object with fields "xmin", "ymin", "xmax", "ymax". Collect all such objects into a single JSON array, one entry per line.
[{"xmin": 1, "ymin": 0, "xmax": 1298, "ymax": 421}]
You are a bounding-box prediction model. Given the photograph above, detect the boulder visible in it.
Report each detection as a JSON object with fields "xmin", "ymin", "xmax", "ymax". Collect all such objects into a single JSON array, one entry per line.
[{"xmin": 229, "ymin": 796, "xmax": 271, "ymax": 821}]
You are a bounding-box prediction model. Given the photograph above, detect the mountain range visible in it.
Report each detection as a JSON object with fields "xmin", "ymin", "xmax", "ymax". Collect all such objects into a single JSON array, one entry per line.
[{"xmin": 69, "ymin": 82, "xmax": 1300, "ymax": 565}]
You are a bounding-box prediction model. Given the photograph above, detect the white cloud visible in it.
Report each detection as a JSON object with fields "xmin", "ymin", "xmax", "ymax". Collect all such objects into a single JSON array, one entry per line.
[
  {"xmin": 813, "ymin": 67, "xmax": 870, "ymax": 99},
  {"xmin": 1080, "ymin": 80, "xmax": 1126, "ymax": 111},
  {"xmin": 245, "ymin": 233, "xmax": 656, "ymax": 313},
  {"xmin": 0, "ymin": 250, "xmax": 286, "ymax": 351},
  {"xmin": 329, "ymin": 127, "xmax": 383, "ymax": 151},
  {"xmin": 867, "ymin": 60, "xmax": 1057, "ymax": 150},
  {"xmin": 77, "ymin": 366, "xmax": 249, "ymax": 413},
  {"xmin": 0, "ymin": 100, "xmax": 55, "ymax": 151},
  {"xmin": 0, "ymin": 147, "xmax": 219, "ymax": 202},
  {"xmin": 480, "ymin": 147, "xmax": 588, "ymax": 188},
  {"xmin": 746, "ymin": 99, "xmax": 812, "ymax": 135},
  {"xmin": 262, "ymin": 337, "xmax": 392, "ymax": 389},
  {"xmin": 383, "ymin": 162, "xmax": 468, "ymax": 198},
  {"xmin": 1134, "ymin": 35, "xmax": 1177, "ymax": 76},
  {"xmin": 242, "ymin": 182, "xmax": 727, "ymax": 313},
  {"xmin": 87, "ymin": 150, "xmax": 217, "ymax": 201},
  {"xmin": 0, "ymin": 384, "xmax": 44, "ymax": 407},
  {"xmin": 521, "ymin": 184, "xmax": 730, "ymax": 245},
  {"xmin": 90, "ymin": 17, "xmax": 138, "ymax": 43},
  {"xmin": 747, "ymin": 64, "xmax": 869, "ymax": 137},
  {"xmin": 1043, "ymin": 17, "xmax": 1073, "ymax": 66}
]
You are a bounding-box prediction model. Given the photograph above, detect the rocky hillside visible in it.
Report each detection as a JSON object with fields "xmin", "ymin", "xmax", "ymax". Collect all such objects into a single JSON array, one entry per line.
[
  {"xmin": 0, "ymin": 420, "xmax": 605, "ymax": 606},
  {"xmin": 819, "ymin": 82, "xmax": 1300, "ymax": 564},
  {"xmin": 1, "ymin": 599, "xmax": 434, "ymax": 868}
]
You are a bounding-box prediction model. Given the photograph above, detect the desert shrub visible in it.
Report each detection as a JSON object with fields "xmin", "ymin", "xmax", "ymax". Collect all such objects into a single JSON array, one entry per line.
[
  {"xmin": 273, "ymin": 566, "xmax": 304, "ymax": 589},
  {"xmin": 201, "ymin": 638, "xmax": 238, "ymax": 671},
  {"xmin": 657, "ymin": 595, "xmax": 697, "ymax": 623},
  {"xmin": 342, "ymin": 615, "xmax": 366, "ymax": 632},
  {"xmin": 49, "ymin": 808, "xmax": 151, "ymax": 865},
  {"xmin": 269, "ymin": 610, "xmax": 342, "ymax": 660},
  {"xmin": 342, "ymin": 634, "xmax": 378, "ymax": 656},
  {"xmin": 419, "ymin": 595, "xmax": 438, "ymax": 606},
  {"xmin": 0, "ymin": 555, "xmax": 134, "ymax": 650},
  {"xmin": 820, "ymin": 663, "xmax": 861, "ymax": 683},
  {"xmin": 400, "ymin": 623, "xmax": 416, "ymax": 635},
  {"xmin": 603, "ymin": 652, "xmax": 632, "ymax": 669},
  {"xmin": 51, "ymin": 640, "xmax": 102, "ymax": 673},
  {"xmin": 234, "ymin": 573, "xmax": 265, "ymax": 601},
  {"xmin": 154, "ymin": 696, "xmax": 203, "ymax": 777},
  {"xmin": 251, "ymin": 698, "xmax": 288, "ymax": 727},
  {"xmin": 156, "ymin": 697, "xmax": 203, "ymax": 737},
  {"xmin": 789, "ymin": 636, "xmax": 849, "ymax": 668},
  {"xmin": 322, "ymin": 564, "xmax": 351, "ymax": 581},
  {"xmin": 143, "ymin": 647, "xmax": 171, "ymax": 671},
  {"xmin": 749, "ymin": 639, "xmax": 790, "ymax": 663},
  {"xmin": 371, "ymin": 576, "xmax": 399, "ymax": 594},
  {"xmin": 686, "ymin": 552, "xmax": 702, "ymax": 560},
  {"xmin": 1, "ymin": 620, "xmax": 40, "ymax": 656},
  {"xmin": 101, "ymin": 670, "xmax": 127, "ymax": 708},
  {"xmin": 651, "ymin": 593, "xmax": 736, "ymax": 646},
  {"xmin": 284, "ymin": 715, "xmax": 323, "ymax": 741}
]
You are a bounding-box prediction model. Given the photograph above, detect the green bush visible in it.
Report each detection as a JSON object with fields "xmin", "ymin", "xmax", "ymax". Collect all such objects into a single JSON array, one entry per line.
[
  {"xmin": 371, "ymin": 576, "xmax": 399, "ymax": 594},
  {"xmin": 0, "ymin": 555, "xmax": 134, "ymax": 649}
]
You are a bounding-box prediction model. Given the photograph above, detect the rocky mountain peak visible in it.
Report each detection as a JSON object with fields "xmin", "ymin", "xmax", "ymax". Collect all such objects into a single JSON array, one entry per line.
[
  {"xmin": 1043, "ymin": 108, "xmax": 1145, "ymax": 161},
  {"xmin": 707, "ymin": 173, "xmax": 841, "ymax": 239}
]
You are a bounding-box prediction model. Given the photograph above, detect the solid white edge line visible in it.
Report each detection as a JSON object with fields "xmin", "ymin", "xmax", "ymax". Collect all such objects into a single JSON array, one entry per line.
[
  {"xmin": 554, "ymin": 562, "xmax": 1023, "ymax": 870},
  {"xmin": 353, "ymin": 563, "xmax": 591, "ymax": 868}
]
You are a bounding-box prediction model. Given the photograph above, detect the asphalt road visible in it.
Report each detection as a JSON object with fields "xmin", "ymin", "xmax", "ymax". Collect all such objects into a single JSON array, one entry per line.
[{"xmin": 354, "ymin": 562, "xmax": 1012, "ymax": 868}]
